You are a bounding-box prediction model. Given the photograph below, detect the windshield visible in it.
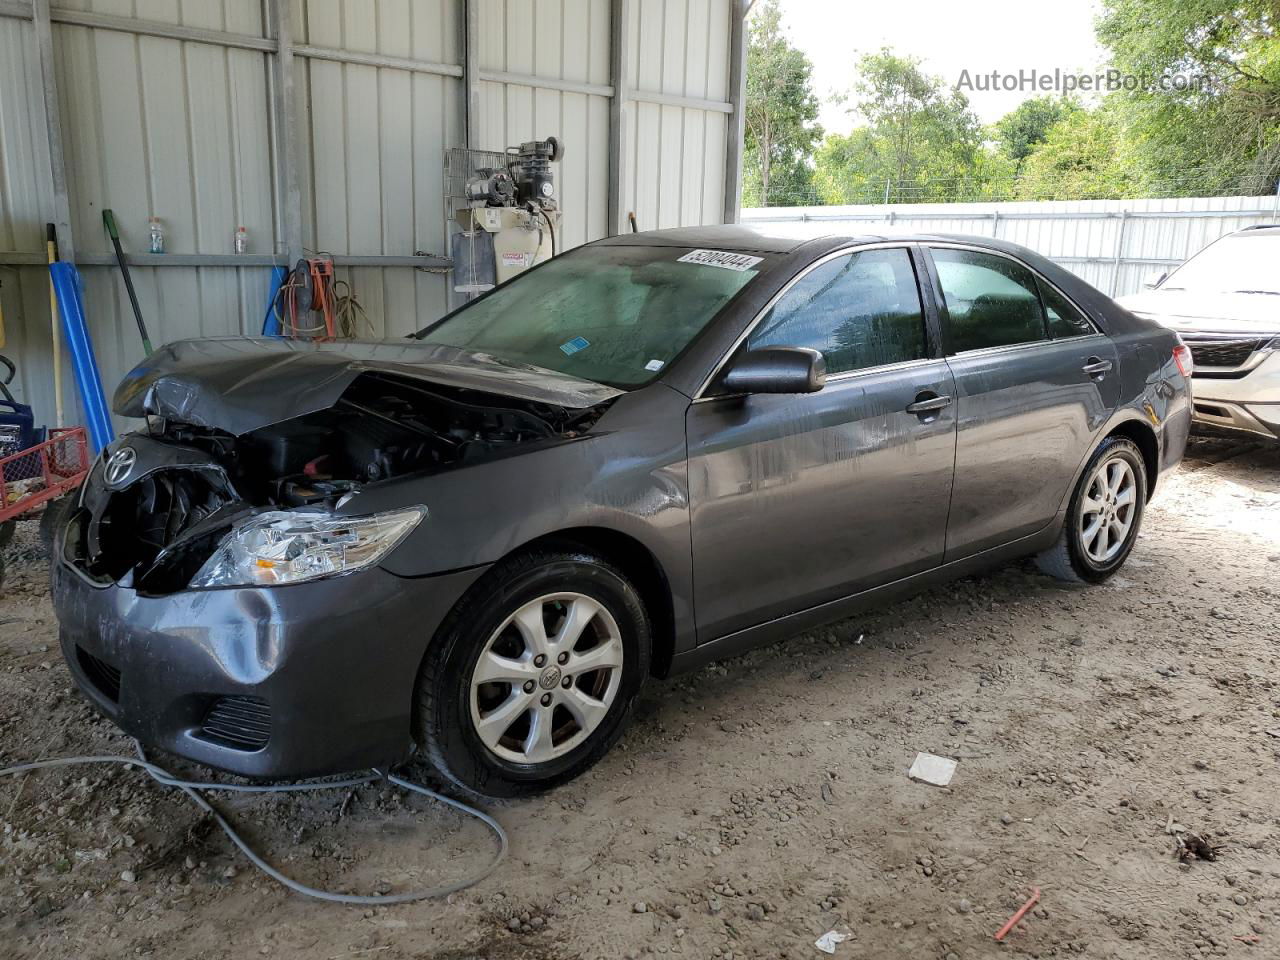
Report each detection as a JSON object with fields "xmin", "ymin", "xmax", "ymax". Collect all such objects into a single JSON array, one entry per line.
[
  {"xmin": 415, "ymin": 245, "xmax": 767, "ymax": 388},
  {"xmin": 1162, "ymin": 233, "xmax": 1280, "ymax": 295}
]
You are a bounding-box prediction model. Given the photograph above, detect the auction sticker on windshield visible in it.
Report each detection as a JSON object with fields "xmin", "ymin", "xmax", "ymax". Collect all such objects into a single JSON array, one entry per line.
[{"xmin": 677, "ymin": 249, "xmax": 763, "ymax": 271}]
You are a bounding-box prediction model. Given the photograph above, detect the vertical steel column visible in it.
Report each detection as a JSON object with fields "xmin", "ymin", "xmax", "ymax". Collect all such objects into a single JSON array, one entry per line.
[
  {"xmin": 31, "ymin": 0, "xmax": 74, "ymax": 264},
  {"xmin": 1109, "ymin": 210, "xmax": 1129, "ymax": 296},
  {"xmin": 721, "ymin": 0, "xmax": 748, "ymax": 224},
  {"xmin": 462, "ymin": 0, "xmax": 481, "ymax": 149},
  {"xmin": 32, "ymin": 0, "xmax": 73, "ymax": 424},
  {"xmin": 607, "ymin": 0, "xmax": 631, "ymax": 236},
  {"xmin": 266, "ymin": 0, "xmax": 303, "ymax": 265}
]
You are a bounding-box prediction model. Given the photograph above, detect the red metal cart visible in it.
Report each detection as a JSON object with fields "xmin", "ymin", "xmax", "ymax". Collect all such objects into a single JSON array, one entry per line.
[{"xmin": 0, "ymin": 428, "xmax": 90, "ymax": 562}]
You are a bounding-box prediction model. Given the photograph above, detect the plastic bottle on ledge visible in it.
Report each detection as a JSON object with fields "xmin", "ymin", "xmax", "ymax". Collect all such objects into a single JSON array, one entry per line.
[
  {"xmin": 148, "ymin": 217, "xmax": 165, "ymax": 254},
  {"xmin": 234, "ymin": 226, "xmax": 249, "ymax": 255}
]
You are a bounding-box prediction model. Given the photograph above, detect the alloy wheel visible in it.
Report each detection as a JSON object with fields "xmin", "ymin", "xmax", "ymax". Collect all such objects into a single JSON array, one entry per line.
[
  {"xmin": 1078, "ymin": 455, "xmax": 1137, "ymax": 564},
  {"xmin": 469, "ymin": 593, "xmax": 624, "ymax": 764}
]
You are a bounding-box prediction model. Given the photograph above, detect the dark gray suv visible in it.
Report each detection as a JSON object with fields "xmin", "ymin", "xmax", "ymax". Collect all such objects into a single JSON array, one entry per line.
[{"xmin": 51, "ymin": 225, "xmax": 1191, "ymax": 797}]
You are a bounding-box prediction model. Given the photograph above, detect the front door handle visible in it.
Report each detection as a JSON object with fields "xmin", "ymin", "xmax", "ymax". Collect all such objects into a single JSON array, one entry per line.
[
  {"xmin": 905, "ymin": 393, "xmax": 953, "ymax": 416},
  {"xmin": 1082, "ymin": 357, "xmax": 1114, "ymax": 379}
]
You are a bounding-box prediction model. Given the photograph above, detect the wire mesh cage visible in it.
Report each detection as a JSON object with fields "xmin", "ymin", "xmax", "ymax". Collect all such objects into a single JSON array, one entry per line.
[
  {"xmin": 443, "ymin": 147, "xmax": 516, "ymax": 300},
  {"xmin": 444, "ymin": 146, "xmax": 512, "ymax": 220},
  {"xmin": 0, "ymin": 427, "xmax": 90, "ymax": 523}
]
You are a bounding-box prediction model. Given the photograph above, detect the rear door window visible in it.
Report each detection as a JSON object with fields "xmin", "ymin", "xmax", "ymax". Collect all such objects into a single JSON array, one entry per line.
[
  {"xmin": 931, "ymin": 248, "xmax": 1048, "ymax": 353},
  {"xmin": 747, "ymin": 247, "xmax": 927, "ymax": 375},
  {"xmin": 1039, "ymin": 281, "xmax": 1097, "ymax": 338}
]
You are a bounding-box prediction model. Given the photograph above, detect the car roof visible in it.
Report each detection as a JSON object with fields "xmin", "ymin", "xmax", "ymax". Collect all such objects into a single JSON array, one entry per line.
[
  {"xmin": 1232, "ymin": 224, "xmax": 1280, "ymax": 236},
  {"xmin": 596, "ymin": 222, "xmax": 1022, "ymax": 255}
]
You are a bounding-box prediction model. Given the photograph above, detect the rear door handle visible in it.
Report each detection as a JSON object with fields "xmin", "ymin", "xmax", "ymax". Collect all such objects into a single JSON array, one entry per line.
[
  {"xmin": 1082, "ymin": 357, "xmax": 1114, "ymax": 378},
  {"xmin": 905, "ymin": 394, "xmax": 952, "ymax": 415}
]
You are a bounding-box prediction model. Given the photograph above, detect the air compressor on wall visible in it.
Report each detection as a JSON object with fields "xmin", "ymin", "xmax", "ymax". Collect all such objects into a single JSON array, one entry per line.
[{"xmin": 445, "ymin": 137, "xmax": 564, "ymax": 298}]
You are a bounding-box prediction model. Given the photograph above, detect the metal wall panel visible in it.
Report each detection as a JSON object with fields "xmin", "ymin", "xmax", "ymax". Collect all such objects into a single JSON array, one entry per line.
[
  {"xmin": 624, "ymin": 0, "xmax": 728, "ymax": 232},
  {"xmin": 0, "ymin": 16, "xmax": 62, "ymax": 419},
  {"xmin": 42, "ymin": 12, "xmax": 276, "ymax": 426},
  {"xmin": 1, "ymin": 0, "xmax": 736, "ymax": 429},
  {"xmin": 55, "ymin": 0, "xmax": 268, "ymax": 37},
  {"xmin": 474, "ymin": 0, "xmax": 612, "ymax": 247},
  {"xmin": 744, "ymin": 196, "xmax": 1280, "ymax": 298},
  {"xmin": 293, "ymin": 0, "xmax": 460, "ymax": 337}
]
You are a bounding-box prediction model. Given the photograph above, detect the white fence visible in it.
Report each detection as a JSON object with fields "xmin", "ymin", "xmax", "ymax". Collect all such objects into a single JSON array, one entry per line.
[{"xmin": 742, "ymin": 195, "xmax": 1280, "ymax": 299}]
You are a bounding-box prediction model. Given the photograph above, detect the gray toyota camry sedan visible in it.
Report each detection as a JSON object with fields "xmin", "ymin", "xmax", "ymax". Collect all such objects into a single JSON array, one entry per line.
[{"xmin": 51, "ymin": 225, "xmax": 1192, "ymax": 797}]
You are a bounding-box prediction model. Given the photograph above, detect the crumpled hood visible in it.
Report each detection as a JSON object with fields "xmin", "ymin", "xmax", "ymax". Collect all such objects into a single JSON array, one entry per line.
[
  {"xmin": 1117, "ymin": 289, "xmax": 1280, "ymax": 336},
  {"xmin": 113, "ymin": 337, "xmax": 623, "ymax": 435}
]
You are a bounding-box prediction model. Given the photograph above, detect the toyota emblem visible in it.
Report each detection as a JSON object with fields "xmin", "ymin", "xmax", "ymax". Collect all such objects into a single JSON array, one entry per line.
[{"xmin": 104, "ymin": 446, "xmax": 138, "ymax": 487}]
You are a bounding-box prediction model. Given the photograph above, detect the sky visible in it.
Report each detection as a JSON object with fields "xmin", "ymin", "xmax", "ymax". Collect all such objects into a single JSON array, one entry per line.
[{"xmin": 773, "ymin": 0, "xmax": 1109, "ymax": 129}]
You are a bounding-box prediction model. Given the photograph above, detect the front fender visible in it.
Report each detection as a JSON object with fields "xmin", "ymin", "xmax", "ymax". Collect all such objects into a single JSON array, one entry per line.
[{"xmin": 352, "ymin": 383, "xmax": 694, "ymax": 642}]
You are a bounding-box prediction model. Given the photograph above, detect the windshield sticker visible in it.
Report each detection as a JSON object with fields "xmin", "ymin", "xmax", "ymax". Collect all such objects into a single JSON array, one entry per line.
[
  {"xmin": 644, "ymin": 359, "xmax": 665, "ymax": 372},
  {"xmin": 560, "ymin": 336, "xmax": 591, "ymax": 356},
  {"xmin": 677, "ymin": 249, "xmax": 763, "ymax": 272}
]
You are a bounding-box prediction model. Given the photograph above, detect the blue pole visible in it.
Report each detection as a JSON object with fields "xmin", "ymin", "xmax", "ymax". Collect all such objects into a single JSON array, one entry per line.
[
  {"xmin": 50, "ymin": 262, "xmax": 114, "ymax": 455},
  {"xmin": 262, "ymin": 265, "xmax": 287, "ymax": 336}
]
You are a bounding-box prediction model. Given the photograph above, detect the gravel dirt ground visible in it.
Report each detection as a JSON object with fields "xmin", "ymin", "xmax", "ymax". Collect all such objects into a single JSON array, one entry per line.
[{"xmin": 2, "ymin": 436, "xmax": 1279, "ymax": 960}]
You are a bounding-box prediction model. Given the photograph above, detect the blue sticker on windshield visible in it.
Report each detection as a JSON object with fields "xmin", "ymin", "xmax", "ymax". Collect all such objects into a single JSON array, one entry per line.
[{"xmin": 560, "ymin": 336, "xmax": 590, "ymax": 355}]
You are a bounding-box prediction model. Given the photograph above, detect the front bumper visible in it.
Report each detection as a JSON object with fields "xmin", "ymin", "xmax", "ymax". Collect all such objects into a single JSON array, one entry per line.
[
  {"xmin": 52, "ymin": 554, "xmax": 485, "ymax": 779},
  {"xmin": 1189, "ymin": 399, "xmax": 1280, "ymax": 441},
  {"xmin": 1190, "ymin": 351, "xmax": 1280, "ymax": 441}
]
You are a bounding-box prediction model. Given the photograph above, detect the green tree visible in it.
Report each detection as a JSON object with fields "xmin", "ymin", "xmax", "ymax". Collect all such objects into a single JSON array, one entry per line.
[
  {"xmin": 1016, "ymin": 106, "xmax": 1140, "ymax": 200},
  {"xmin": 1098, "ymin": 0, "xmax": 1280, "ymax": 190},
  {"xmin": 812, "ymin": 50, "xmax": 1014, "ymax": 203},
  {"xmin": 743, "ymin": 0, "xmax": 823, "ymax": 205},
  {"xmin": 993, "ymin": 96, "xmax": 1081, "ymax": 164}
]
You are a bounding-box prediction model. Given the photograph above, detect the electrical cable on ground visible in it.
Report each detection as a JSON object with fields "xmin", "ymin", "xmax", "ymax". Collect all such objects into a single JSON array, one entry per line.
[{"xmin": 0, "ymin": 742, "xmax": 507, "ymax": 905}]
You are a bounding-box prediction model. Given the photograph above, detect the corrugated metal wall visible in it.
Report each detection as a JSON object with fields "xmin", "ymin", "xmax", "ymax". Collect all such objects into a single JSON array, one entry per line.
[
  {"xmin": 49, "ymin": 0, "xmax": 277, "ymax": 420},
  {"xmin": 475, "ymin": 0, "xmax": 611, "ymax": 247},
  {"xmin": 292, "ymin": 0, "xmax": 460, "ymax": 338},
  {"xmin": 745, "ymin": 196, "xmax": 1280, "ymax": 298},
  {"xmin": 0, "ymin": 0, "xmax": 737, "ymax": 430},
  {"xmin": 0, "ymin": 14, "xmax": 58, "ymax": 431},
  {"xmin": 624, "ymin": 0, "xmax": 729, "ymax": 231}
]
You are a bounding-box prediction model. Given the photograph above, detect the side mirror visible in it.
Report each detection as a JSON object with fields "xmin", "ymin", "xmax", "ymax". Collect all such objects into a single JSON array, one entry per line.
[
  {"xmin": 1143, "ymin": 271, "xmax": 1168, "ymax": 290},
  {"xmin": 722, "ymin": 347, "xmax": 826, "ymax": 395}
]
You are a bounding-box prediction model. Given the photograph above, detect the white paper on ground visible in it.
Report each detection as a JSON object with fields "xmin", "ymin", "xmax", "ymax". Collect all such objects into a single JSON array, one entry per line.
[
  {"xmin": 908, "ymin": 752, "xmax": 958, "ymax": 787},
  {"xmin": 814, "ymin": 930, "xmax": 850, "ymax": 954}
]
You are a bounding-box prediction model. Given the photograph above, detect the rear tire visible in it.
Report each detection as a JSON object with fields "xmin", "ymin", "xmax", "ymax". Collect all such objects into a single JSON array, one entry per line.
[
  {"xmin": 413, "ymin": 548, "xmax": 650, "ymax": 799},
  {"xmin": 1036, "ymin": 436, "xmax": 1147, "ymax": 584},
  {"xmin": 0, "ymin": 519, "xmax": 14, "ymax": 551}
]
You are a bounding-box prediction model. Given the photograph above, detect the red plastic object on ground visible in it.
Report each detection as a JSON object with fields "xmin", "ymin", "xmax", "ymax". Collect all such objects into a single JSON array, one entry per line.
[
  {"xmin": 994, "ymin": 886, "xmax": 1042, "ymax": 942},
  {"xmin": 0, "ymin": 427, "xmax": 89, "ymax": 524}
]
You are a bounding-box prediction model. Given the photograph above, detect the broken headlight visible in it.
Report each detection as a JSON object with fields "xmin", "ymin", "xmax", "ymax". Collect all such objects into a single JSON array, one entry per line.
[{"xmin": 189, "ymin": 506, "xmax": 426, "ymax": 588}]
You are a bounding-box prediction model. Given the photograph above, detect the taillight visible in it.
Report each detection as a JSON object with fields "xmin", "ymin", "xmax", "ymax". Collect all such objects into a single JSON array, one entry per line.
[{"xmin": 1172, "ymin": 343, "xmax": 1193, "ymax": 378}]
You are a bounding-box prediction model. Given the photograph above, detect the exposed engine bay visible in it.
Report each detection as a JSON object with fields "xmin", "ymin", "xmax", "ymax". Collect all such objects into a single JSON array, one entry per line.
[{"xmin": 69, "ymin": 372, "xmax": 609, "ymax": 593}]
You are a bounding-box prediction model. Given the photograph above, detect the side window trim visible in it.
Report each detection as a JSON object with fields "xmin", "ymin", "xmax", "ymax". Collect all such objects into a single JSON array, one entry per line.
[
  {"xmin": 922, "ymin": 242, "xmax": 1100, "ymax": 355},
  {"xmin": 1036, "ymin": 276, "xmax": 1101, "ymax": 340},
  {"xmin": 909, "ymin": 243, "xmax": 947, "ymax": 361},
  {"xmin": 695, "ymin": 243, "xmax": 930, "ymax": 398}
]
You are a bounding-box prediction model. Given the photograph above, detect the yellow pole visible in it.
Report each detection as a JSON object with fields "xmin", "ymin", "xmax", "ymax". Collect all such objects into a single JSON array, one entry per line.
[{"xmin": 46, "ymin": 224, "xmax": 63, "ymax": 427}]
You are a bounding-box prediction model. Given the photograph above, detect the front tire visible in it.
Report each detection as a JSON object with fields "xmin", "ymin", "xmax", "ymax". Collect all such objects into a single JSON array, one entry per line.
[
  {"xmin": 1036, "ymin": 436, "xmax": 1147, "ymax": 584},
  {"xmin": 414, "ymin": 548, "xmax": 650, "ymax": 798}
]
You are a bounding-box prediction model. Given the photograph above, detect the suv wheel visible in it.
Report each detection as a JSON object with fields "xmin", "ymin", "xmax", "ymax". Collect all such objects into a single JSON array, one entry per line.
[
  {"xmin": 1036, "ymin": 436, "xmax": 1147, "ymax": 584},
  {"xmin": 414, "ymin": 549, "xmax": 650, "ymax": 798}
]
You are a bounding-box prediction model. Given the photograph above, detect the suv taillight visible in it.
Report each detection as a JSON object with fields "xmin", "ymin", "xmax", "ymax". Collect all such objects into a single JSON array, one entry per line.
[{"xmin": 1172, "ymin": 343, "xmax": 1193, "ymax": 378}]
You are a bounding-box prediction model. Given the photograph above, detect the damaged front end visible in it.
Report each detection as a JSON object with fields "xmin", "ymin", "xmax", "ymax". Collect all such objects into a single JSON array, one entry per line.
[{"xmin": 65, "ymin": 355, "xmax": 613, "ymax": 595}]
